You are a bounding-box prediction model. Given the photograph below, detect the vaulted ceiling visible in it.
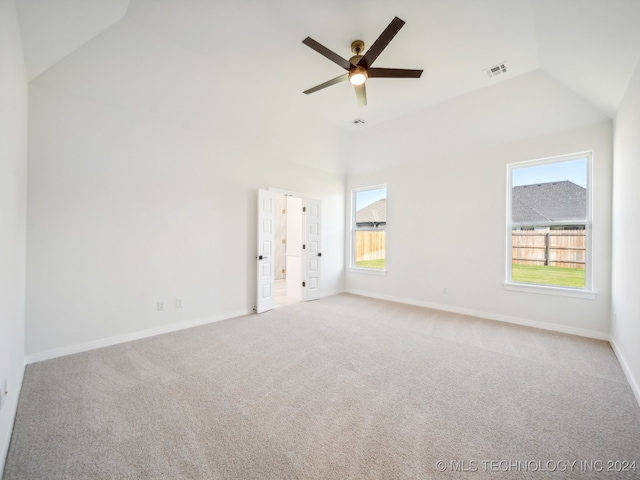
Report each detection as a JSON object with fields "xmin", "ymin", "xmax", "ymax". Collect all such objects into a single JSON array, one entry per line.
[{"xmin": 15, "ymin": 0, "xmax": 640, "ymax": 174}]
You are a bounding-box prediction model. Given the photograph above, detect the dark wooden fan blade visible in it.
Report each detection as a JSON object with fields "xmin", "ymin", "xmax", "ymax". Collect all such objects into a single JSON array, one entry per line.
[
  {"xmin": 368, "ymin": 68, "xmax": 423, "ymax": 78},
  {"xmin": 358, "ymin": 17, "xmax": 405, "ymax": 69},
  {"xmin": 303, "ymin": 73, "xmax": 349, "ymax": 95},
  {"xmin": 355, "ymin": 83, "xmax": 367, "ymax": 107},
  {"xmin": 302, "ymin": 37, "xmax": 352, "ymax": 71}
]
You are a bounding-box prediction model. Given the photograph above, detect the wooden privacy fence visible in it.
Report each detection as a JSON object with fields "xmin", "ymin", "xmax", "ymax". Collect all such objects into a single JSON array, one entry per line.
[
  {"xmin": 512, "ymin": 229, "xmax": 585, "ymax": 269},
  {"xmin": 356, "ymin": 231, "xmax": 386, "ymax": 262}
]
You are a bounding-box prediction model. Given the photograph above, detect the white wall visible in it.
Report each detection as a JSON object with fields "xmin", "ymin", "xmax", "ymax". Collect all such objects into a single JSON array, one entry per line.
[
  {"xmin": 25, "ymin": 85, "xmax": 345, "ymax": 359},
  {"xmin": 346, "ymin": 121, "xmax": 613, "ymax": 338},
  {"xmin": 0, "ymin": 0, "xmax": 28, "ymax": 471},
  {"xmin": 611, "ymin": 58, "xmax": 640, "ymax": 403}
]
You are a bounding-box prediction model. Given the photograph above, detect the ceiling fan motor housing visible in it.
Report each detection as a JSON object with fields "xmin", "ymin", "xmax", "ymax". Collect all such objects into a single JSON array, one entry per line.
[{"xmin": 351, "ymin": 40, "xmax": 365, "ymax": 56}]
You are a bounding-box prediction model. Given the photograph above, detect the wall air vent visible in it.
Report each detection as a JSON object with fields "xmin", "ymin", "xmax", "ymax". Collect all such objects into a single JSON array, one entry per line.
[
  {"xmin": 485, "ymin": 62, "xmax": 508, "ymax": 78},
  {"xmin": 353, "ymin": 118, "xmax": 367, "ymax": 125}
]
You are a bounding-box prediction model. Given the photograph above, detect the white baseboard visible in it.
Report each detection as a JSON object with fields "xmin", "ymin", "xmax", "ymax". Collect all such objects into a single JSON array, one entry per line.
[
  {"xmin": 344, "ymin": 289, "xmax": 610, "ymax": 341},
  {"xmin": 0, "ymin": 363, "xmax": 25, "ymax": 476},
  {"xmin": 24, "ymin": 292, "xmax": 345, "ymax": 365},
  {"xmin": 25, "ymin": 309, "xmax": 252, "ymax": 365},
  {"xmin": 609, "ymin": 338, "xmax": 640, "ymax": 407}
]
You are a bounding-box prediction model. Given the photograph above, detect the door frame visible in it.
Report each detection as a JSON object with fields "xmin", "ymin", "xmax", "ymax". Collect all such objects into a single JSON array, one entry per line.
[{"xmin": 254, "ymin": 187, "xmax": 321, "ymax": 312}]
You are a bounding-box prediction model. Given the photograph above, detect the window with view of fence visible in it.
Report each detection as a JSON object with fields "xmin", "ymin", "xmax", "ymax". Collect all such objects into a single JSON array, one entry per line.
[
  {"xmin": 352, "ymin": 185, "xmax": 387, "ymax": 270},
  {"xmin": 512, "ymin": 229, "xmax": 585, "ymax": 269},
  {"xmin": 507, "ymin": 153, "xmax": 592, "ymax": 291}
]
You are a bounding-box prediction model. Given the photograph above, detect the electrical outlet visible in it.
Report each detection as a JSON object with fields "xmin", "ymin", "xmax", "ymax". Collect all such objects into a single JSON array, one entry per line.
[
  {"xmin": 157, "ymin": 301, "xmax": 165, "ymax": 311},
  {"xmin": 176, "ymin": 298, "xmax": 183, "ymax": 308}
]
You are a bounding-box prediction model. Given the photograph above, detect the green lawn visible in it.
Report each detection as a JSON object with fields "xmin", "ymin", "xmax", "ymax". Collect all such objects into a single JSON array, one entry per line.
[
  {"xmin": 356, "ymin": 258, "xmax": 386, "ymax": 269},
  {"xmin": 512, "ymin": 264, "xmax": 585, "ymax": 288}
]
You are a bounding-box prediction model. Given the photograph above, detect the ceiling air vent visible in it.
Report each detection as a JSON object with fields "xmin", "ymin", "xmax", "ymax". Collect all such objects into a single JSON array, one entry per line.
[
  {"xmin": 485, "ymin": 62, "xmax": 508, "ymax": 78},
  {"xmin": 353, "ymin": 118, "xmax": 367, "ymax": 125}
]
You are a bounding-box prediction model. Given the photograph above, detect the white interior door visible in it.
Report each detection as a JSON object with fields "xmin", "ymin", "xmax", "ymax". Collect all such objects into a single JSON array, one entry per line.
[
  {"xmin": 303, "ymin": 198, "xmax": 321, "ymax": 301},
  {"xmin": 256, "ymin": 189, "xmax": 275, "ymax": 313}
]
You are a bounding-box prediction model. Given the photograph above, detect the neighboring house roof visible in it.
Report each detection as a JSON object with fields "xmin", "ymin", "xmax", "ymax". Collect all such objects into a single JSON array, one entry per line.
[
  {"xmin": 356, "ymin": 199, "xmax": 386, "ymax": 226},
  {"xmin": 512, "ymin": 180, "xmax": 586, "ymax": 223}
]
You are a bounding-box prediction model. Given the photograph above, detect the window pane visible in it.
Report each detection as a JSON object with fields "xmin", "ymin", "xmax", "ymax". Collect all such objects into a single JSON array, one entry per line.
[
  {"xmin": 511, "ymin": 227, "xmax": 586, "ymax": 288},
  {"xmin": 355, "ymin": 187, "xmax": 387, "ymax": 226},
  {"xmin": 511, "ymin": 158, "xmax": 587, "ymax": 224},
  {"xmin": 355, "ymin": 230, "xmax": 386, "ymax": 269}
]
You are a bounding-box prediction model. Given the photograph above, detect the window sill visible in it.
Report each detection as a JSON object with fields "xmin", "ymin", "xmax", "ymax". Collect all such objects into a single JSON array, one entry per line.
[
  {"xmin": 348, "ymin": 267, "xmax": 387, "ymax": 276},
  {"xmin": 503, "ymin": 282, "xmax": 596, "ymax": 299}
]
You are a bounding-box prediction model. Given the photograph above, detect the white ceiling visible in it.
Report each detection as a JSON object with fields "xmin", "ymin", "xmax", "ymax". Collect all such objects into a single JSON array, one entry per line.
[{"xmin": 15, "ymin": 0, "xmax": 640, "ymax": 173}]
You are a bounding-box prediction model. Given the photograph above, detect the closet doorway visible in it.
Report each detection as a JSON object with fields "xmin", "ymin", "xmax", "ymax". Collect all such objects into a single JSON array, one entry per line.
[{"xmin": 274, "ymin": 194, "xmax": 303, "ymax": 307}]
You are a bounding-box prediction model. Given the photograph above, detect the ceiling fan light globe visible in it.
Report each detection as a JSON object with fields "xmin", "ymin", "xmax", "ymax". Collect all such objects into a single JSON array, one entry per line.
[
  {"xmin": 349, "ymin": 67, "xmax": 368, "ymax": 86},
  {"xmin": 349, "ymin": 73, "xmax": 366, "ymax": 85}
]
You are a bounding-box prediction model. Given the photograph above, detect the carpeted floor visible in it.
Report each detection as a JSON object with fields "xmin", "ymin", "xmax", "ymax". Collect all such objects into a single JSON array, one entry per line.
[{"xmin": 4, "ymin": 294, "xmax": 640, "ymax": 479}]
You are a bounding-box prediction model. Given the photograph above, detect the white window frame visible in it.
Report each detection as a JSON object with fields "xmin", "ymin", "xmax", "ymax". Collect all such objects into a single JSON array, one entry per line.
[
  {"xmin": 349, "ymin": 184, "xmax": 387, "ymax": 275},
  {"xmin": 504, "ymin": 152, "xmax": 596, "ymax": 299}
]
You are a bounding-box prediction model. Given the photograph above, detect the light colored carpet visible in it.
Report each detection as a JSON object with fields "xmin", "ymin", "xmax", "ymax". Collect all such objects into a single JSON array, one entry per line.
[{"xmin": 4, "ymin": 294, "xmax": 640, "ymax": 479}]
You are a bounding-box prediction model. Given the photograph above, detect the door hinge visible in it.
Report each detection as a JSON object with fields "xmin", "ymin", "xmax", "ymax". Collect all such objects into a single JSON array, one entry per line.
[
  {"xmin": 302, "ymin": 282, "xmax": 306, "ymax": 287},
  {"xmin": 302, "ymin": 244, "xmax": 306, "ymax": 249},
  {"xmin": 303, "ymin": 206, "xmax": 306, "ymax": 212}
]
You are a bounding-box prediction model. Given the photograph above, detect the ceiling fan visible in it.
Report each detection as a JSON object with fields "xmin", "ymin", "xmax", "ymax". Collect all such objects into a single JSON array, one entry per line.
[{"xmin": 302, "ymin": 17, "xmax": 423, "ymax": 107}]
